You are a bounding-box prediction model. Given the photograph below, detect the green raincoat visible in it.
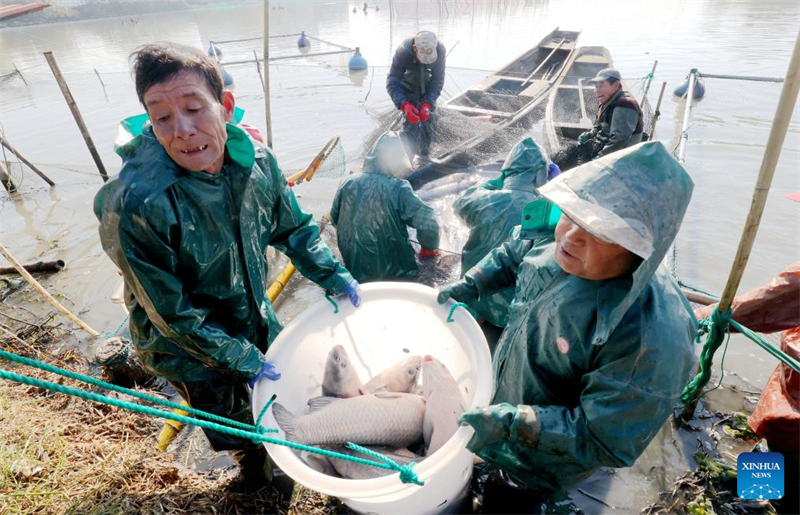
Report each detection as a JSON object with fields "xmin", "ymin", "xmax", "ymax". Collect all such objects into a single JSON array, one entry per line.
[
  {"xmin": 94, "ymin": 123, "xmax": 354, "ymax": 383},
  {"xmin": 462, "ymin": 142, "xmax": 697, "ymax": 493},
  {"xmin": 331, "ymin": 132, "xmax": 440, "ymax": 282},
  {"xmin": 453, "ymin": 137, "xmax": 550, "ymax": 327}
]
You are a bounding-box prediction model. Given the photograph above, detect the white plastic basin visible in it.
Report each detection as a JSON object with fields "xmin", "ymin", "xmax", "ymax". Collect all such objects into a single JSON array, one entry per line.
[{"xmin": 252, "ymin": 282, "xmax": 493, "ymax": 514}]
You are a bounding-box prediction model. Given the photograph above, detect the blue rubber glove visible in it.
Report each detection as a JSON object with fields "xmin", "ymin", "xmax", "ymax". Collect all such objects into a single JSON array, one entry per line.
[
  {"xmin": 548, "ymin": 162, "xmax": 561, "ymax": 180},
  {"xmin": 459, "ymin": 403, "xmax": 540, "ymax": 454},
  {"xmin": 247, "ymin": 362, "xmax": 281, "ymax": 388},
  {"xmin": 343, "ymin": 279, "xmax": 361, "ymax": 307}
]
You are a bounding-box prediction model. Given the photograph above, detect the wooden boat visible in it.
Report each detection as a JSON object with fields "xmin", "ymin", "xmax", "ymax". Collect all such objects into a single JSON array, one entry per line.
[
  {"xmin": 543, "ymin": 46, "xmax": 617, "ymax": 150},
  {"xmin": 444, "ymin": 27, "xmax": 580, "ymax": 120},
  {"xmin": 426, "ymin": 27, "xmax": 580, "ymax": 170}
]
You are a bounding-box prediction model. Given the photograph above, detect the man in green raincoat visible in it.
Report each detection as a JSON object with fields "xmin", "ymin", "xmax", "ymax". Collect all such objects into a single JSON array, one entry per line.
[
  {"xmin": 94, "ymin": 43, "xmax": 358, "ymax": 487},
  {"xmin": 452, "ymin": 137, "xmax": 556, "ymax": 328},
  {"xmin": 331, "ymin": 132, "xmax": 441, "ymax": 283},
  {"xmin": 438, "ymin": 142, "xmax": 697, "ymax": 508}
]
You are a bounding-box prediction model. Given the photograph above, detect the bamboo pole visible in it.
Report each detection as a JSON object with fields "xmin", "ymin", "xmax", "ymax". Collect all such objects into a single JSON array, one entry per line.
[
  {"xmin": 699, "ymin": 73, "xmax": 783, "ymax": 83},
  {"xmin": 0, "ymin": 244, "xmax": 99, "ymax": 337},
  {"xmin": 263, "ymin": 0, "xmax": 273, "ymax": 149},
  {"xmin": 0, "ymin": 161, "xmax": 16, "ymax": 193},
  {"xmin": 267, "ymin": 263, "xmax": 297, "ymax": 302},
  {"xmin": 43, "ymin": 51, "xmax": 109, "ymax": 182},
  {"xmin": 640, "ymin": 60, "xmax": 658, "ymax": 106},
  {"xmin": 681, "ymin": 28, "xmax": 800, "ymax": 420},
  {"xmin": 649, "ymin": 81, "xmax": 667, "ymax": 138},
  {"xmin": 716, "ymin": 29, "xmax": 800, "ymax": 312},
  {"xmin": 0, "ymin": 137, "xmax": 55, "ymax": 186},
  {"xmin": 676, "ymin": 69, "xmax": 697, "ymax": 163},
  {"xmin": 287, "ymin": 136, "xmax": 340, "ymax": 184},
  {"xmin": 223, "ymin": 49, "xmax": 354, "ymax": 66}
]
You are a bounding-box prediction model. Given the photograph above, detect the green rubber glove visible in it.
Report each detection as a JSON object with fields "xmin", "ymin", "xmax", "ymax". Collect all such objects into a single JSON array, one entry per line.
[
  {"xmin": 437, "ymin": 278, "xmax": 480, "ymax": 305},
  {"xmin": 459, "ymin": 403, "xmax": 540, "ymax": 454}
]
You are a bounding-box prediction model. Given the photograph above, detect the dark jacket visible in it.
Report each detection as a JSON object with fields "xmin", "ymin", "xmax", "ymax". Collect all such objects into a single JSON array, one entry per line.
[
  {"xmin": 386, "ymin": 36, "xmax": 446, "ymax": 108},
  {"xmin": 594, "ymin": 89, "xmax": 644, "ymax": 156}
]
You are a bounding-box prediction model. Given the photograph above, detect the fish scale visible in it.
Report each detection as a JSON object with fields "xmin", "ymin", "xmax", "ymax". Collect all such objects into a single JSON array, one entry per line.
[{"xmin": 273, "ymin": 393, "xmax": 426, "ymax": 448}]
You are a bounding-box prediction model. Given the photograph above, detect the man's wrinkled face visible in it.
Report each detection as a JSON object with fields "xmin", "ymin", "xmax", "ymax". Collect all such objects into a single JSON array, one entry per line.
[
  {"xmin": 144, "ymin": 71, "xmax": 234, "ymax": 174},
  {"xmin": 594, "ymin": 79, "xmax": 620, "ymax": 105},
  {"xmin": 554, "ymin": 214, "xmax": 637, "ymax": 281}
]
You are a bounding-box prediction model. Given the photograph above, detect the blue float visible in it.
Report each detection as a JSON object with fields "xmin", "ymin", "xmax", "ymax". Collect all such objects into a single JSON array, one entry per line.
[
  {"xmin": 207, "ymin": 43, "xmax": 223, "ymax": 60},
  {"xmin": 221, "ymin": 66, "xmax": 234, "ymax": 88},
  {"xmin": 348, "ymin": 47, "xmax": 368, "ymax": 70},
  {"xmin": 298, "ymin": 31, "xmax": 311, "ymax": 48},
  {"xmin": 673, "ymin": 75, "xmax": 706, "ymax": 100}
]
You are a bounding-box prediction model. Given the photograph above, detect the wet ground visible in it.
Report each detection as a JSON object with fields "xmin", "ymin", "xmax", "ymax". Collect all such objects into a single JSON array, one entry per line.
[{"xmin": 1, "ymin": 0, "xmax": 799, "ymax": 512}]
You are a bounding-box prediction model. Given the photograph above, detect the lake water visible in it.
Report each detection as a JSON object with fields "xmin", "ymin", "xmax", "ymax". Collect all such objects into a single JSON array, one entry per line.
[{"xmin": 1, "ymin": 0, "xmax": 799, "ymax": 511}]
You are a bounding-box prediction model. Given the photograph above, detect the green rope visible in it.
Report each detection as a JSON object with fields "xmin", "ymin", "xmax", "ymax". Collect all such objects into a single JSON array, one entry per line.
[
  {"xmin": 446, "ymin": 302, "xmax": 477, "ymax": 323},
  {"xmin": 324, "ymin": 293, "xmax": 339, "ymax": 314},
  {"xmin": 253, "ymin": 394, "xmax": 277, "ymax": 442},
  {"xmin": 730, "ymin": 319, "xmax": 800, "ymax": 373},
  {"xmin": 0, "ymin": 348, "xmax": 262, "ymax": 433},
  {"xmin": 700, "ymin": 329, "xmax": 731, "ymax": 397},
  {"xmin": 104, "ymin": 315, "xmax": 130, "ymax": 338},
  {"xmin": 681, "ymin": 306, "xmax": 732, "ymax": 404},
  {"xmin": 0, "ymin": 354, "xmax": 423, "ymax": 485},
  {"xmin": 681, "ymin": 308, "xmax": 800, "ymax": 405},
  {"xmin": 345, "ymin": 443, "xmax": 423, "ymax": 485}
]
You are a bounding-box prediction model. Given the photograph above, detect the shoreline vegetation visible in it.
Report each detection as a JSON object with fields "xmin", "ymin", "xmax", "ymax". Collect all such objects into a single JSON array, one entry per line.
[
  {"xmin": 0, "ymin": 313, "xmax": 341, "ymax": 514},
  {"xmin": 0, "ymin": 0, "xmax": 261, "ymax": 28}
]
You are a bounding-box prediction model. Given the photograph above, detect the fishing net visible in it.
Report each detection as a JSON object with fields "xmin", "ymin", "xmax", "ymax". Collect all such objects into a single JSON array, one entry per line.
[
  {"xmin": 310, "ymin": 137, "xmax": 347, "ymax": 179},
  {"xmin": 360, "ymin": 72, "xmax": 657, "ymax": 173}
]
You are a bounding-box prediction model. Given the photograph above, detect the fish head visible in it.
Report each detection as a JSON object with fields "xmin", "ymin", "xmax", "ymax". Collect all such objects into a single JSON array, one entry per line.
[
  {"xmin": 322, "ymin": 345, "xmax": 361, "ymax": 397},
  {"xmin": 421, "ymin": 355, "xmax": 461, "ymax": 400},
  {"xmin": 396, "ymin": 355, "xmax": 423, "ymax": 391}
]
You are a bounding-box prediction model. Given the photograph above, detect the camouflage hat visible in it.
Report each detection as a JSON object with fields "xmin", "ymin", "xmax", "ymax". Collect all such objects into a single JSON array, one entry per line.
[
  {"xmin": 414, "ymin": 31, "xmax": 438, "ymax": 64},
  {"xmin": 588, "ymin": 67, "xmax": 622, "ymax": 83}
]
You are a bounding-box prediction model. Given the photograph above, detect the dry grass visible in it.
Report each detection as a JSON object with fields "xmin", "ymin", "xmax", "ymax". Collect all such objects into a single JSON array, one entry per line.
[{"xmin": 0, "ymin": 327, "xmax": 344, "ymax": 515}]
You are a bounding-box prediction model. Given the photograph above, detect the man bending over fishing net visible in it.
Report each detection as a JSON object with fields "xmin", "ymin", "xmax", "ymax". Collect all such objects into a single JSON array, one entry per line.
[{"xmin": 438, "ymin": 142, "xmax": 697, "ymax": 511}]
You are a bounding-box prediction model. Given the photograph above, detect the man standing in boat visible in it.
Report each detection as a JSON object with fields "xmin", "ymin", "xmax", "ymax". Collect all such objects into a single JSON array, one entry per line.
[
  {"xmin": 94, "ymin": 43, "xmax": 359, "ymax": 490},
  {"xmin": 386, "ymin": 30, "xmax": 446, "ymax": 161},
  {"xmin": 562, "ymin": 68, "xmax": 644, "ymax": 169}
]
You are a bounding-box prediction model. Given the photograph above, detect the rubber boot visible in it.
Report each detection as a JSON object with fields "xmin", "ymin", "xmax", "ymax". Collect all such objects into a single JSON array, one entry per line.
[
  {"xmin": 229, "ymin": 447, "xmax": 272, "ymax": 490},
  {"xmin": 229, "ymin": 447, "xmax": 296, "ymax": 502},
  {"xmin": 481, "ymin": 469, "xmax": 543, "ymax": 514}
]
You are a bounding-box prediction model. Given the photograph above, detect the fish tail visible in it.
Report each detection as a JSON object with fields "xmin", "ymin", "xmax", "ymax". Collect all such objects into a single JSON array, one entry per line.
[{"xmin": 272, "ymin": 402, "xmax": 298, "ymax": 442}]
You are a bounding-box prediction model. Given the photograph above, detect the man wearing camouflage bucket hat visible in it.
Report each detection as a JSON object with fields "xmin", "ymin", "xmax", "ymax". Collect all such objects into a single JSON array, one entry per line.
[{"xmin": 438, "ymin": 142, "xmax": 697, "ymax": 508}]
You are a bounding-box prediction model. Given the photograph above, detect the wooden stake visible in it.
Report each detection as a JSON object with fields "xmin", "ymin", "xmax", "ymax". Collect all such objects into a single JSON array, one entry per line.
[
  {"xmin": 43, "ymin": 51, "xmax": 109, "ymax": 182},
  {"xmin": 0, "ymin": 136, "xmax": 55, "ymax": 186},
  {"xmin": 649, "ymin": 81, "xmax": 667, "ymax": 138},
  {"xmin": 0, "ymin": 243, "xmax": 99, "ymax": 337},
  {"xmin": 13, "ymin": 63, "xmax": 28, "ymax": 86},
  {"xmin": 94, "ymin": 68, "xmax": 108, "ymax": 99},
  {"xmin": 254, "ymin": 50, "xmax": 265, "ymax": 92},
  {"xmin": 0, "ymin": 160, "xmax": 17, "ymax": 193},
  {"xmin": 640, "ymin": 60, "xmax": 658, "ymax": 106},
  {"xmin": 263, "ymin": 0, "xmax": 274, "ymax": 148}
]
